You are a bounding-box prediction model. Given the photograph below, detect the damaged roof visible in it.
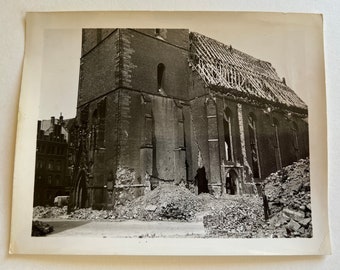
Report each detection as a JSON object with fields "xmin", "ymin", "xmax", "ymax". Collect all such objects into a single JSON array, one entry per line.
[{"xmin": 189, "ymin": 32, "xmax": 307, "ymax": 111}]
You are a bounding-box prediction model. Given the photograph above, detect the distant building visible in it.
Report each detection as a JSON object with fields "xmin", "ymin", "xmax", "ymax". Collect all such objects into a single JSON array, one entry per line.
[
  {"xmin": 71, "ymin": 29, "xmax": 309, "ymax": 209},
  {"xmin": 34, "ymin": 115, "xmax": 71, "ymax": 206}
]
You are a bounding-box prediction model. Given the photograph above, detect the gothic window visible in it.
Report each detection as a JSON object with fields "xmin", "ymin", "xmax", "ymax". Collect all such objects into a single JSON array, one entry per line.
[
  {"xmin": 273, "ymin": 118, "xmax": 282, "ymax": 170},
  {"xmin": 248, "ymin": 113, "xmax": 261, "ymax": 179},
  {"xmin": 177, "ymin": 108, "xmax": 185, "ymax": 149},
  {"xmin": 97, "ymin": 98, "xmax": 106, "ymax": 148},
  {"xmin": 157, "ymin": 63, "xmax": 165, "ymax": 91},
  {"xmin": 92, "ymin": 109, "xmax": 98, "ymax": 150},
  {"xmin": 144, "ymin": 114, "xmax": 153, "ymax": 146},
  {"xmin": 292, "ymin": 122, "xmax": 300, "ymax": 161},
  {"xmin": 223, "ymin": 108, "xmax": 233, "ymax": 162}
]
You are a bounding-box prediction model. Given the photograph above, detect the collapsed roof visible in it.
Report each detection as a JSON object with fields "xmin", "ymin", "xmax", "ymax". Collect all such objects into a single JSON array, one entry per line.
[{"xmin": 189, "ymin": 32, "xmax": 307, "ymax": 111}]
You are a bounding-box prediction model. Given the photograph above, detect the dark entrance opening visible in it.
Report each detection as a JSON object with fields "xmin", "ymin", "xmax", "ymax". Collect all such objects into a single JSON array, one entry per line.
[
  {"xmin": 225, "ymin": 170, "xmax": 237, "ymax": 195},
  {"xmin": 195, "ymin": 166, "xmax": 209, "ymax": 194}
]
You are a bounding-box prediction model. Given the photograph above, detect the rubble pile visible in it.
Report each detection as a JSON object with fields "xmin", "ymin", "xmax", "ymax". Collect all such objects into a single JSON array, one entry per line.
[
  {"xmin": 33, "ymin": 206, "xmax": 68, "ymax": 219},
  {"xmin": 262, "ymin": 158, "xmax": 312, "ymax": 238},
  {"xmin": 68, "ymin": 208, "xmax": 115, "ymax": 220},
  {"xmin": 202, "ymin": 195, "xmax": 264, "ymax": 238},
  {"xmin": 116, "ymin": 183, "xmax": 205, "ymax": 221},
  {"xmin": 31, "ymin": 221, "xmax": 54, "ymax": 236}
]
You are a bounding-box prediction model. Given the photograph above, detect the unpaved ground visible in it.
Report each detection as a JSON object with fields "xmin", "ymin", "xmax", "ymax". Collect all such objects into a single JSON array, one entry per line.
[{"xmin": 43, "ymin": 219, "xmax": 205, "ymax": 238}]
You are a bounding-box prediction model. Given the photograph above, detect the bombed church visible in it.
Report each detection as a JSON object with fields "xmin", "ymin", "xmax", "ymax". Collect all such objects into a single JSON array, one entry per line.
[{"xmin": 71, "ymin": 29, "xmax": 309, "ymax": 210}]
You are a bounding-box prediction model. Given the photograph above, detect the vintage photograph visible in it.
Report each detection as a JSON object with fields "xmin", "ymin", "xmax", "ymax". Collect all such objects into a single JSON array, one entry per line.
[
  {"xmin": 9, "ymin": 11, "xmax": 329, "ymax": 255},
  {"xmin": 32, "ymin": 27, "xmax": 311, "ymax": 239}
]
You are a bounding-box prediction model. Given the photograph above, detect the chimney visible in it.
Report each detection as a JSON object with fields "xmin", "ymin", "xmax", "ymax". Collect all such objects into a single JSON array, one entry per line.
[
  {"xmin": 59, "ymin": 113, "xmax": 64, "ymax": 125},
  {"xmin": 282, "ymin": 77, "xmax": 286, "ymax": 85},
  {"xmin": 51, "ymin": 116, "xmax": 55, "ymax": 125},
  {"xmin": 37, "ymin": 120, "xmax": 41, "ymax": 136}
]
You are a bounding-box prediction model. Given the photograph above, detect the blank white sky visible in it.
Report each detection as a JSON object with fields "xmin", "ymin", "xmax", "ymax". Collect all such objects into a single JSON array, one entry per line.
[{"xmin": 38, "ymin": 13, "xmax": 323, "ymax": 119}]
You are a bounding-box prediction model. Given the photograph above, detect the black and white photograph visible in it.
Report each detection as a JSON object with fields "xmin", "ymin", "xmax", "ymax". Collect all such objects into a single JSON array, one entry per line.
[{"xmin": 10, "ymin": 11, "xmax": 329, "ymax": 255}]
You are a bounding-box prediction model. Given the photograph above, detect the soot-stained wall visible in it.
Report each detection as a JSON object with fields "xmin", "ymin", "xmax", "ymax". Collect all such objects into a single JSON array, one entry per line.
[{"xmin": 73, "ymin": 28, "xmax": 310, "ymax": 209}]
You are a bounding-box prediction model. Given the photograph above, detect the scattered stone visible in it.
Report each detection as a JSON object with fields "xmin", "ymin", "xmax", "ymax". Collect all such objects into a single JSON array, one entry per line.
[
  {"xmin": 283, "ymin": 208, "xmax": 305, "ymax": 220},
  {"xmin": 299, "ymin": 218, "xmax": 311, "ymax": 227},
  {"xmin": 145, "ymin": 205, "xmax": 157, "ymax": 212},
  {"xmin": 286, "ymin": 219, "xmax": 301, "ymax": 232}
]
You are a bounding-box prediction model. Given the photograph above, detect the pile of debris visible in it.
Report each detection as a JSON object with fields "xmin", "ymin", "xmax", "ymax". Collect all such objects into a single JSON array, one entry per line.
[
  {"xmin": 116, "ymin": 183, "xmax": 205, "ymax": 221},
  {"xmin": 33, "ymin": 206, "xmax": 68, "ymax": 219},
  {"xmin": 262, "ymin": 158, "xmax": 312, "ymax": 238},
  {"xmin": 68, "ymin": 208, "xmax": 115, "ymax": 220},
  {"xmin": 202, "ymin": 195, "xmax": 265, "ymax": 238},
  {"xmin": 31, "ymin": 221, "xmax": 54, "ymax": 236}
]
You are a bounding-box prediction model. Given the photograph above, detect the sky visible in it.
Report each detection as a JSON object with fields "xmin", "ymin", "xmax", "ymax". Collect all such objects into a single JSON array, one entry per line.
[{"xmin": 38, "ymin": 13, "xmax": 324, "ymax": 119}]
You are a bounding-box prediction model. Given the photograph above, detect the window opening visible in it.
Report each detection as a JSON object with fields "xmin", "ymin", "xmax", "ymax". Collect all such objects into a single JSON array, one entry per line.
[
  {"xmin": 157, "ymin": 63, "xmax": 165, "ymax": 91},
  {"xmin": 248, "ymin": 114, "xmax": 261, "ymax": 179},
  {"xmin": 273, "ymin": 118, "xmax": 282, "ymax": 170},
  {"xmin": 223, "ymin": 108, "xmax": 233, "ymax": 162}
]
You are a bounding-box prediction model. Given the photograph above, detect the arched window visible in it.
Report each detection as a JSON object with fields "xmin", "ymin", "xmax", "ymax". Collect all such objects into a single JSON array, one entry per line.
[
  {"xmin": 92, "ymin": 109, "xmax": 98, "ymax": 150},
  {"xmin": 97, "ymin": 98, "xmax": 106, "ymax": 148},
  {"xmin": 157, "ymin": 63, "xmax": 165, "ymax": 91},
  {"xmin": 223, "ymin": 108, "xmax": 233, "ymax": 162},
  {"xmin": 248, "ymin": 113, "xmax": 260, "ymax": 179},
  {"xmin": 292, "ymin": 122, "xmax": 300, "ymax": 161},
  {"xmin": 273, "ymin": 118, "xmax": 282, "ymax": 170}
]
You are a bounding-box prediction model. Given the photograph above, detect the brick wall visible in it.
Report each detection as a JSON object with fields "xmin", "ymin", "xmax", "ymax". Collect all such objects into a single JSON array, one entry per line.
[
  {"xmin": 123, "ymin": 29, "xmax": 190, "ymax": 100},
  {"xmin": 78, "ymin": 30, "xmax": 119, "ymax": 107}
]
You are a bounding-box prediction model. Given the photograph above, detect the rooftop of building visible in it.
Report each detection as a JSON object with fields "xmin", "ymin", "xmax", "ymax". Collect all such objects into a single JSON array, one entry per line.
[{"xmin": 189, "ymin": 32, "xmax": 307, "ymax": 111}]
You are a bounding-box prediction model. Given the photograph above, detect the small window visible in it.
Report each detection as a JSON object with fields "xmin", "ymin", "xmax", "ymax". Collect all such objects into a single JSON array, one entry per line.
[
  {"xmin": 48, "ymin": 160, "xmax": 54, "ymax": 170},
  {"xmin": 55, "ymin": 175, "xmax": 61, "ymax": 186},
  {"xmin": 47, "ymin": 175, "xmax": 52, "ymax": 185},
  {"xmin": 157, "ymin": 63, "xmax": 165, "ymax": 91},
  {"xmin": 55, "ymin": 160, "xmax": 61, "ymax": 171}
]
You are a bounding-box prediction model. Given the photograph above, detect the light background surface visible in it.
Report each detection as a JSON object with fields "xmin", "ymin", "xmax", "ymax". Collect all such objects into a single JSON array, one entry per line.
[{"xmin": 0, "ymin": 0, "xmax": 339, "ymax": 269}]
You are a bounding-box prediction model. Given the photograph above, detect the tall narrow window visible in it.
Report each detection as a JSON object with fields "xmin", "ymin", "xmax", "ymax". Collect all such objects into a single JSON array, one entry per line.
[
  {"xmin": 292, "ymin": 122, "xmax": 300, "ymax": 161},
  {"xmin": 48, "ymin": 160, "xmax": 54, "ymax": 170},
  {"xmin": 223, "ymin": 108, "xmax": 233, "ymax": 162},
  {"xmin": 273, "ymin": 118, "xmax": 282, "ymax": 170},
  {"xmin": 248, "ymin": 113, "xmax": 260, "ymax": 179},
  {"xmin": 55, "ymin": 160, "xmax": 62, "ymax": 171},
  {"xmin": 177, "ymin": 108, "xmax": 185, "ymax": 149},
  {"xmin": 144, "ymin": 114, "xmax": 153, "ymax": 146},
  {"xmin": 157, "ymin": 63, "xmax": 165, "ymax": 91},
  {"xmin": 97, "ymin": 98, "xmax": 106, "ymax": 148},
  {"xmin": 92, "ymin": 109, "xmax": 98, "ymax": 150}
]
